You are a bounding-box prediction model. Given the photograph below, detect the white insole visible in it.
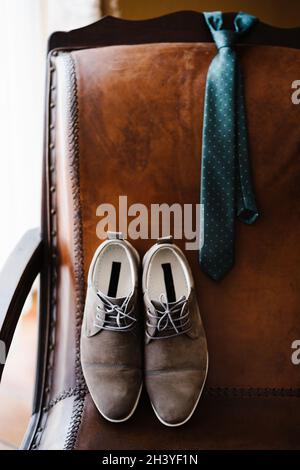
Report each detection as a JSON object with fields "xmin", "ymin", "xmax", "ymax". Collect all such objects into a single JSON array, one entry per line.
[
  {"xmin": 93, "ymin": 244, "xmax": 133, "ymax": 298},
  {"xmin": 147, "ymin": 248, "xmax": 189, "ymax": 302}
]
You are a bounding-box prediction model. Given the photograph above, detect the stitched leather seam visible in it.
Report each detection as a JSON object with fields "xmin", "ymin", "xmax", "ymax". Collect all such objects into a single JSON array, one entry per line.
[
  {"xmin": 205, "ymin": 387, "xmax": 300, "ymax": 398},
  {"xmin": 42, "ymin": 387, "xmax": 83, "ymax": 412},
  {"xmin": 42, "ymin": 385, "xmax": 300, "ymax": 414},
  {"xmin": 39, "ymin": 385, "xmax": 300, "ymax": 416},
  {"xmin": 61, "ymin": 52, "xmax": 87, "ymax": 451}
]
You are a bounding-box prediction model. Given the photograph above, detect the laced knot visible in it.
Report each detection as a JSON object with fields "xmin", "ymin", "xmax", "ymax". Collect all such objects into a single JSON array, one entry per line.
[
  {"xmin": 147, "ymin": 293, "xmax": 191, "ymax": 339},
  {"xmin": 94, "ymin": 291, "xmax": 136, "ymax": 331}
]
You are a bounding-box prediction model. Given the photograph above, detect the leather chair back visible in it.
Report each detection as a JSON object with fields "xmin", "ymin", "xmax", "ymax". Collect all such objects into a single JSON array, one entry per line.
[{"xmin": 29, "ymin": 13, "xmax": 300, "ymax": 450}]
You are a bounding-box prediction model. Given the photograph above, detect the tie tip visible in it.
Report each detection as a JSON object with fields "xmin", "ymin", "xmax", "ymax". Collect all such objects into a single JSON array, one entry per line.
[{"xmin": 200, "ymin": 259, "xmax": 234, "ymax": 281}]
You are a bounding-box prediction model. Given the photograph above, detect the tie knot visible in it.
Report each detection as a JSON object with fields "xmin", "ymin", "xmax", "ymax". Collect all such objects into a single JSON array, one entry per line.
[
  {"xmin": 204, "ymin": 11, "xmax": 257, "ymax": 51},
  {"xmin": 212, "ymin": 30, "xmax": 236, "ymax": 49}
]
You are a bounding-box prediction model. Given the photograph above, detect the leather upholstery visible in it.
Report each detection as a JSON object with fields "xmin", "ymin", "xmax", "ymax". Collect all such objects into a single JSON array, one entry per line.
[{"xmin": 38, "ymin": 42, "xmax": 300, "ymax": 449}]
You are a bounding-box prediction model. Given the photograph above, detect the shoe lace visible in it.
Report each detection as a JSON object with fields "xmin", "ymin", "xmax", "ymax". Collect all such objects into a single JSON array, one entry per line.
[
  {"xmin": 146, "ymin": 293, "xmax": 191, "ymax": 339},
  {"xmin": 94, "ymin": 291, "xmax": 136, "ymax": 331}
]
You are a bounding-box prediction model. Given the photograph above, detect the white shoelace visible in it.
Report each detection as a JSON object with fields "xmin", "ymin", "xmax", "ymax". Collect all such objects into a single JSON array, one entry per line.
[
  {"xmin": 146, "ymin": 293, "xmax": 191, "ymax": 339},
  {"xmin": 94, "ymin": 291, "xmax": 136, "ymax": 331}
]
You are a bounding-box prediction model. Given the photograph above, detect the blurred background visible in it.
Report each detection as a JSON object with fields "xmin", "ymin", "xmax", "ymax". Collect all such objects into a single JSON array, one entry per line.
[{"xmin": 0, "ymin": 0, "xmax": 299, "ymax": 450}]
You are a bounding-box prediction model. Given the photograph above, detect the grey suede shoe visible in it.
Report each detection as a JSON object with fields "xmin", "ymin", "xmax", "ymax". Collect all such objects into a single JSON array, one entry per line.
[
  {"xmin": 81, "ymin": 232, "xmax": 142, "ymax": 423},
  {"xmin": 142, "ymin": 236, "xmax": 208, "ymax": 427}
]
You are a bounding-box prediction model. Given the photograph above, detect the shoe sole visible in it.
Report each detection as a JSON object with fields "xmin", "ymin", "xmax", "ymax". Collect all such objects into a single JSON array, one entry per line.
[{"xmin": 150, "ymin": 352, "xmax": 209, "ymax": 427}]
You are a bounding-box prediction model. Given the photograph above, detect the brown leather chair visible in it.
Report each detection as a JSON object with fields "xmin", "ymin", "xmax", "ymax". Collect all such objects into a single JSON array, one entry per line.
[{"xmin": 1, "ymin": 11, "xmax": 300, "ymax": 450}]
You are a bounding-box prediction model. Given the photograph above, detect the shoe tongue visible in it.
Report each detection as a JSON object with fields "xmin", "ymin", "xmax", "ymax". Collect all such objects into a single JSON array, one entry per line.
[
  {"xmin": 151, "ymin": 299, "xmax": 164, "ymax": 312},
  {"xmin": 98, "ymin": 291, "xmax": 128, "ymax": 307},
  {"xmin": 151, "ymin": 295, "xmax": 186, "ymax": 311}
]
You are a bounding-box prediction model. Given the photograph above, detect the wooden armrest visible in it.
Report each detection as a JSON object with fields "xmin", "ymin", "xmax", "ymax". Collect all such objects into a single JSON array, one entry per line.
[{"xmin": 0, "ymin": 228, "xmax": 43, "ymax": 380}]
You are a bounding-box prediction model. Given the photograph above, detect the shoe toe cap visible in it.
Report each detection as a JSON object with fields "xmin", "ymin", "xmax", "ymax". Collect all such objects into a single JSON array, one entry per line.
[
  {"xmin": 146, "ymin": 369, "xmax": 207, "ymax": 426},
  {"xmin": 84, "ymin": 365, "xmax": 142, "ymax": 422}
]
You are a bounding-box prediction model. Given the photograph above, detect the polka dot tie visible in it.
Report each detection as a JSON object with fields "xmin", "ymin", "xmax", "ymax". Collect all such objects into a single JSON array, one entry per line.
[{"xmin": 200, "ymin": 11, "xmax": 259, "ymax": 281}]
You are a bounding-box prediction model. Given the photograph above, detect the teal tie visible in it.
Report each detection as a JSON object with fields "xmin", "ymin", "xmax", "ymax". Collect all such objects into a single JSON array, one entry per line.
[{"xmin": 200, "ymin": 11, "xmax": 259, "ymax": 281}]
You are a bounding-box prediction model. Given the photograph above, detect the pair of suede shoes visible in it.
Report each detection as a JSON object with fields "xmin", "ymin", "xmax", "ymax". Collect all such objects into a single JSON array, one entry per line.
[{"xmin": 81, "ymin": 232, "xmax": 208, "ymax": 427}]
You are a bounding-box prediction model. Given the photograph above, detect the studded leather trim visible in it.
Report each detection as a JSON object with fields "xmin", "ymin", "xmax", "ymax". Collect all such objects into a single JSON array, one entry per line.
[
  {"xmin": 30, "ymin": 50, "xmax": 87, "ymax": 450},
  {"xmin": 30, "ymin": 50, "xmax": 60, "ymax": 450}
]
